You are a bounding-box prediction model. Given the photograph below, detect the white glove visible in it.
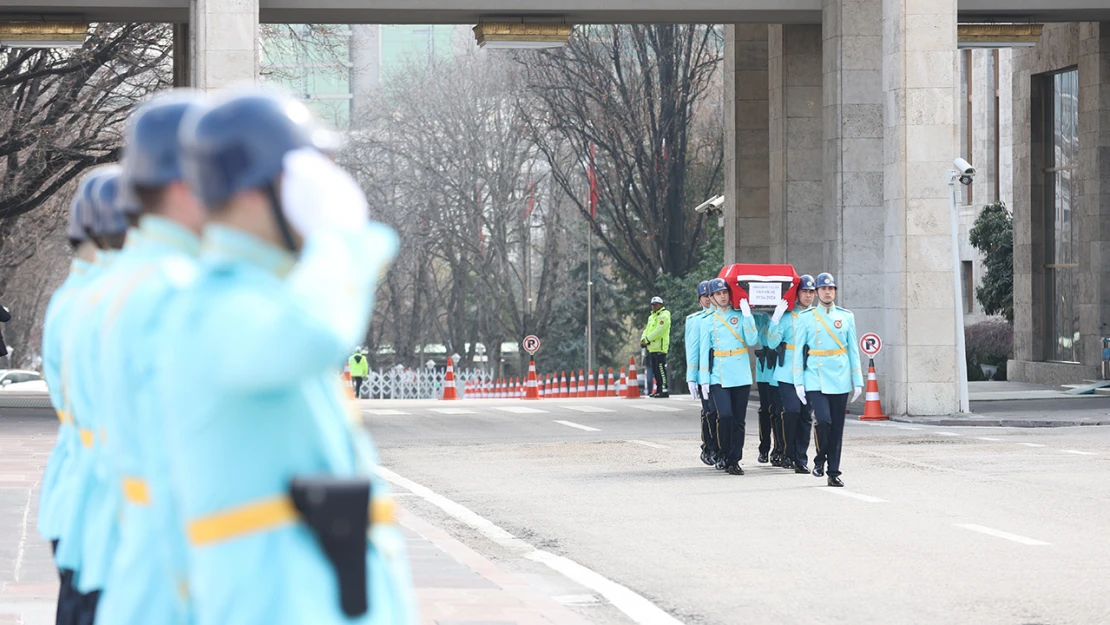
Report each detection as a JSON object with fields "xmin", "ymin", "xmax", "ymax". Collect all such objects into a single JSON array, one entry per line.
[
  {"xmin": 739, "ymin": 298, "xmax": 752, "ymax": 317},
  {"xmin": 795, "ymin": 384, "xmax": 807, "ymax": 405},
  {"xmin": 852, "ymin": 386, "xmax": 862, "ymax": 403},
  {"xmin": 771, "ymin": 299, "xmax": 788, "ymax": 324},
  {"xmin": 700, "ymin": 384, "xmax": 711, "ymax": 400},
  {"xmin": 688, "ymin": 381, "xmax": 699, "ymax": 400},
  {"xmin": 280, "ymin": 148, "xmax": 369, "ymax": 239}
]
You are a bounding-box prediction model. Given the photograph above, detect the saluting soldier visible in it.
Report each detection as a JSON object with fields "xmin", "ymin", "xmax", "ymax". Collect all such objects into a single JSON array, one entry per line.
[
  {"xmin": 160, "ymin": 90, "xmax": 414, "ymax": 625},
  {"xmin": 686, "ymin": 281, "xmax": 717, "ymax": 466},
  {"xmin": 698, "ymin": 278, "xmax": 758, "ymax": 475},
  {"xmin": 766, "ymin": 274, "xmax": 817, "ymax": 474},
  {"xmin": 792, "ymin": 272, "xmax": 863, "ymax": 487}
]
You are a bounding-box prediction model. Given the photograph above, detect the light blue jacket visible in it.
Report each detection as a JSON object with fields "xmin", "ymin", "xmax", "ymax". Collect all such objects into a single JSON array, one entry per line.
[
  {"xmin": 754, "ymin": 314, "xmax": 778, "ymax": 386},
  {"xmin": 792, "ymin": 304, "xmax": 864, "ymax": 395},
  {"xmin": 37, "ymin": 259, "xmax": 93, "ymax": 543},
  {"xmin": 698, "ymin": 306, "xmax": 758, "ymax": 388},
  {"xmin": 56, "ymin": 248, "xmax": 125, "ymax": 591},
  {"xmin": 94, "ymin": 216, "xmax": 201, "ymax": 625},
  {"xmin": 684, "ymin": 309, "xmax": 707, "ymax": 384},
  {"xmin": 159, "ymin": 223, "xmax": 415, "ymax": 625},
  {"xmin": 766, "ymin": 307, "xmax": 810, "ymax": 386}
]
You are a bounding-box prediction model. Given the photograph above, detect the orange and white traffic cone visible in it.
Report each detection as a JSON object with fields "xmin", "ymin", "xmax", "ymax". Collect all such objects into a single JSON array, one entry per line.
[
  {"xmin": 569, "ymin": 371, "xmax": 578, "ymax": 398},
  {"xmin": 587, "ymin": 369, "xmax": 597, "ymax": 397},
  {"xmin": 578, "ymin": 369, "xmax": 586, "ymax": 396},
  {"xmin": 618, "ymin": 367, "xmax": 627, "ymax": 396},
  {"xmin": 560, "ymin": 371, "xmax": 569, "ymax": 398},
  {"xmin": 598, "ymin": 369, "xmax": 607, "ymax": 397},
  {"xmin": 607, "ymin": 367, "xmax": 617, "ymax": 397},
  {"xmin": 523, "ymin": 360, "xmax": 540, "ymax": 400},
  {"xmin": 624, "ymin": 357, "xmax": 640, "ymax": 399},
  {"xmin": 860, "ymin": 359, "xmax": 888, "ymax": 421},
  {"xmin": 442, "ymin": 360, "xmax": 458, "ymax": 400}
]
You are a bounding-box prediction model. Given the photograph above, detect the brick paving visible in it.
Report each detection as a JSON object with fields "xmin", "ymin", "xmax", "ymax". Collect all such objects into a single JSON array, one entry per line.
[{"xmin": 0, "ymin": 412, "xmax": 591, "ymax": 625}]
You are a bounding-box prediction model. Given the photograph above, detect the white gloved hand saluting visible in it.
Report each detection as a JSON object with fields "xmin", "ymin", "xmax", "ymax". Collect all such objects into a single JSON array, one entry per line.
[
  {"xmin": 688, "ymin": 381, "xmax": 699, "ymax": 401},
  {"xmin": 851, "ymin": 386, "xmax": 862, "ymax": 403},
  {"xmin": 280, "ymin": 148, "xmax": 369, "ymax": 240},
  {"xmin": 795, "ymin": 384, "xmax": 807, "ymax": 405},
  {"xmin": 739, "ymin": 298, "xmax": 752, "ymax": 317},
  {"xmin": 771, "ymin": 299, "xmax": 788, "ymax": 324},
  {"xmin": 700, "ymin": 384, "xmax": 711, "ymax": 400}
]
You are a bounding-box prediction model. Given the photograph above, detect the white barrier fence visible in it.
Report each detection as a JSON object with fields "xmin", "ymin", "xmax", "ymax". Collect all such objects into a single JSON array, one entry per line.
[{"xmin": 353, "ymin": 368, "xmax": 492, "ymax": 400}]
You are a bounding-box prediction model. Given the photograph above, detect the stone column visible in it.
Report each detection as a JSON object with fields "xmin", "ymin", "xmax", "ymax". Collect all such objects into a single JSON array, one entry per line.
[
  {"xmin": 998, "ymin": 49, "xmax": 1013, "ymax": 207},
  {"xmin": 971, "ymin": 50, "xmax": 998, "ymax": 205},
  {"xmin": 350, "ymin": 25, "xmax": 382, "ymax": 125},
  {"xmin": 823, "ymin": 0, "xmax": 885, "ymax": 344},
  {"xmin": 172, "ymin": 23, "xmax": 190, "ymax": 88},
  {"xmin": 189, "ymin": 0, "xmax": 259, "ymax": 91},
  {"xmin": 881, "ymin": 0, "xmax": 961, "ymax": 414},
  {"xmin": 768, "ymin": 24, "xmax": 824, "ymax": 273},
  {"xmin": 723, "ymin": 25, "xmax": 770, "ymax": 265},
  {"xmin": 1077, "ymin": 23, "xmax": 1110, "ymax": 377}
]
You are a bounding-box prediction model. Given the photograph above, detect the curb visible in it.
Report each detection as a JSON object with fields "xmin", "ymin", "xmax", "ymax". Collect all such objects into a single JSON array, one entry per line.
[
  {"xmin": 888, "ymin": 414, "xmax": 1110, "ymax": 428},
  {"xmin": 0, "ymin": 392, "xmax": 53, "ymax": 410}
]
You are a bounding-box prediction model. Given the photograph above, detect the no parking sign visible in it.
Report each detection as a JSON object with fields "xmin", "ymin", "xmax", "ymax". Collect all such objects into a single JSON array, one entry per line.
[{"xmin": 860, "ymin": 333, "xmax": 882, "ymax": 357}]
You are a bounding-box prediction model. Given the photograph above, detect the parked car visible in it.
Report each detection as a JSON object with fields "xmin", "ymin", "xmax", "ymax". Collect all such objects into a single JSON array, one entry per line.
[{"xmin": 0, "ymin": 369, "xmax": 47, "ymax": 391}]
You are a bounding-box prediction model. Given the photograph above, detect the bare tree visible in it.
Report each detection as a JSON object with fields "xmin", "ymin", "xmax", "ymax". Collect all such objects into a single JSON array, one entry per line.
[{"xmin": 521, "ymin": 25, "xmax": 724, "ymax": 295}]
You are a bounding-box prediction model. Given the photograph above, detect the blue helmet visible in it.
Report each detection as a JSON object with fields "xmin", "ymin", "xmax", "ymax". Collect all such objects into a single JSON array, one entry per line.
[
  {"xmin": 120, "ymin": 89, "xmax": 207, "ymax": 214},
  {"xmin": 798, "ymin": 274, "xmax": 816, "ymax": 291},
  {"xmin": 88, "ymin": 166, "xmax": 132, "ymax": 238},
  {"xmin": 816, "ymin": 272, "xmax": 837, "ymax": 289},
  {"xmin": 180, "ymin": 89, "xmax": 340, "ymax": 209},
  {"xmin": 696, "ymin": 280, "xmax": 712, "ymax": 297},
  {"xmin": 707, "ymin": 278, "xmax": 729, "ymax": 295},
  {"xmin": 67, "ymin": 168, "xmax": 112, "ymax": 243}
]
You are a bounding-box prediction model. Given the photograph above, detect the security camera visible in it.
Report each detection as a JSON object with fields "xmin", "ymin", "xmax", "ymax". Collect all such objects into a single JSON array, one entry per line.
[
  {"xmin": 694, "ymin": 195, "xmax": 725, "ymax": 215},
  {"xmin": 953, "ymin": 158, "xmax": 975, "ymax": 186}
]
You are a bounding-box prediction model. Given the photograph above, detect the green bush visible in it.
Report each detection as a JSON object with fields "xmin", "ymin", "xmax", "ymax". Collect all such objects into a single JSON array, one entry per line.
[{"xmin": 964, "ymin": 319, "xmax": 1013, "ymax": 381}]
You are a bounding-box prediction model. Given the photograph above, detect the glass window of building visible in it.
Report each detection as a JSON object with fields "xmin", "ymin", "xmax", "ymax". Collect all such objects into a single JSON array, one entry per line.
[{"xmin": 1042, "ymin": 69, "xmax": 1080, "ymax": 363}]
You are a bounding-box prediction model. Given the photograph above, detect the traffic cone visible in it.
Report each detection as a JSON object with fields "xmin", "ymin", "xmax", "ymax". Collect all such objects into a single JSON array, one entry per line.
[
  {"xmin": 442, "ymin": 360, "xmax": 458, "ymax": 400},
  {"xmin": 523, "ymin": 360, "xmax": 540, "ymax": 400},
  {"xmin": 860, "ymin": 359, "xmax": 889, "ymax": 421},
  {"xmin": 607, "ymin": 367, "xmax": 617, "ymax": 397},
  {"xmin": 624, "ymin": 357, "xmax": 640, "ymax": 398},
  {"xmin": 618, "ymin": 367, "xmax": 627, "ymax": 396},
  {"xmin": 569, "ymin": 371, "xmax": 578, "ymax": 398},
  {"xmin": 598, "ymin": 370, "xmax": 607, "ymax": 397},
  {"xmin": 587, "ymin": 369, "xmax": 597, "ymax": 397},
  {"xmin": 561, "ymin": 371, "xmax": 569, "ymax": 398},
  {"xmin": 539, "ymin": 374, "xmax": 546, "ymax": 398},
  {"xmin": 578, "ymin": 369, "xmax": 586, "ymax": 396}
]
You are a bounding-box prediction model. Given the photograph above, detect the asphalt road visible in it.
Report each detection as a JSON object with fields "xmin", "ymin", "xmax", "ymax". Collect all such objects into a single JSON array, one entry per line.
[{"xmin": 366, "ymin": 396, "xmax": 1110, "ymax": 625}]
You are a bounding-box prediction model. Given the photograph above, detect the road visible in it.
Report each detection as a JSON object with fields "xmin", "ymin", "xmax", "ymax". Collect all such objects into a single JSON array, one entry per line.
[{"xmin": 367, "ymin": 395, "xmax": 1110, "ymax": 625}]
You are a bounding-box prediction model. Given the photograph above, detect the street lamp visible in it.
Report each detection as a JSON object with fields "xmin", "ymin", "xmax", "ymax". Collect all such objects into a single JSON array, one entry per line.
[{"xmin": 946, "ymin": 158, "xmax": 974, "ymax": 414}]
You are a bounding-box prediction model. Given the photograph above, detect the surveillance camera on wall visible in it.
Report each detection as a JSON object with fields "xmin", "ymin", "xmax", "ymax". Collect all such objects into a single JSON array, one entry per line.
[
  {"xmin": 694, "ymin": 195, "xmax": 725, "ymax": 215},
  {"xmin": 954, "ymin": 157, "xmax": 975, "ymax": 186}
]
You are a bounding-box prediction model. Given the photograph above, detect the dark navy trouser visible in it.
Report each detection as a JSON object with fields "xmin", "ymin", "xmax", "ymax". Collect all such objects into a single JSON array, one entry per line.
[
  {"xmin": 779, "ymin": 383, "xmax": 813, "ymax": 466},
  {"xmin": 809, "ymin": 391, "xmax": 848, "ymax": 476},
  {"xmin": 700, "ymin": 395, "xmax": 718, "ymax": 455},
  {"xmin": 757, "ymin": 382, "xmax": 783, "ymax": 455},
  {"xmin": 710, "ymin": 384, "xmax": 750, "ymax": 465}
]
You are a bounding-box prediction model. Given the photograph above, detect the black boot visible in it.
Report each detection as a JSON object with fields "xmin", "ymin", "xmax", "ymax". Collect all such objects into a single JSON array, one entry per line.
[
  {"xmin": 794, "ymin": 463, "xmax": 810, "ymax": 474},
  {"xmin": 727, "ymin": 463, "xmax": 744, "ymax": 475},
  {"xmin": 758, "ymin": 452, "xmax": 769, "ymax": 464},
  {"xmin": 812, "ymin": 464, "xmax": 825, "ymax": 478},
  {"xmin": 827, "ymin": 475, "xmax": 844, "ymax": 487},
  {"xmin": 700, "ymin": 450, "xmax": 713, "ymax": 466}
]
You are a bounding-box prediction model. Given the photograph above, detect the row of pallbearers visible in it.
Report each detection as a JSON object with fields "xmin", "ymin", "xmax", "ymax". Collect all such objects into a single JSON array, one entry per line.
[
  {"xmin": 683, "ymin": 269, "xmax": 863, "ymax": 486},
  {"xmin": 37, "ymin": 87, "xmax": 414, "ymax": 625}
]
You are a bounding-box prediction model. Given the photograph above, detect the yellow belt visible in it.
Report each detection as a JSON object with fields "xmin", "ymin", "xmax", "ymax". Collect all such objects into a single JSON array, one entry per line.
[
  {"xmin": 713, "ymin": 348, "xmax": 748, "ymax": 357},
  {"xmin": 79, "ymin": 428, "xmax": 95, "ymax": 448},
  {"xmin": 784, "ymin": 344, "xmax": 795, "ymax": 351},
  {"xmin": 122, "ymin": 477, "xmax": 151, "ymax": 506},
  {"xmin": 809, "ymin": 348, "xmax": 846, "ymax": 357},
  {"xmin": 187, "ymin": 495, "xmax": 396, "ymax": 547}
]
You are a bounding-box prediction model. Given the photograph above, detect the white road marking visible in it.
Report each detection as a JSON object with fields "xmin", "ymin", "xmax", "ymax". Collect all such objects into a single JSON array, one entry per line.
[
  {"xmin": 818, "ymin": 488, "xmax": 887, "ymax": 503},
  {"xmin": 975, "ymin": 437, "xmax": 1002, "ymax": 441},
  {"xmin": 627, "ymin": 440, "xmax": 668, "ymax": 449},
  {"xmin": 936, "ymin": 432, "xmax": 960, "ymax": 437},
  {"xmin": 1060, "ymin": 449, "xmax": 1096, "ymax": 456},
  {"xmin": 377, "ymin": 467, "xmax": 685, "ymax": 625},
  {"xmin": 562, "ymin": 405, "xmax": 615, "ymax": 413},
  {"xmin": 364, "ymin": 409, "xmax": 409, "ymax": 415},
  {"xmin": 493, "ymin": 406, "xmax": 549, "ymax": 414},
  {"xmin": 13, "ymin": 483, "xmax": 33, "ymax": 582},
  {"xmin": 955, "ymin": 523, "xmax": 1050, "ymax": 546},
  {"xmin": 428, "ymin": 408, "xmax": 476, "ymax": 415},
  {"xmin": 553, "ymin": 420, "xmax": 601, "ymax": 432},
  {"xmin": 634, "ymin": 405, "xmax": 682, "ymax": 413},
  {"xmin": 1017, "ymin": 443, "xmax": 1046, "ymax": 448}
]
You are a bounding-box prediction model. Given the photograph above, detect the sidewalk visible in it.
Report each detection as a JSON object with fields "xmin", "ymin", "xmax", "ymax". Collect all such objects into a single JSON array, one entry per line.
[{"xmin": 0, "ymin": 413, "xmax": 590, "ymax": 625}]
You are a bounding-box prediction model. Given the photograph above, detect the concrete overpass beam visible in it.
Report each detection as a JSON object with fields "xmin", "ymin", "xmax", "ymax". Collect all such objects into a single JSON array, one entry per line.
[
  {"xmin": 723, "ymin": 24, "xmax": 771, "ymax": 265},
  {"xmin": 881, "ymin": 0, "xmax": 961, "ymax": 415},
  {"xmin": 189, "ymin": 0, "xmax": 259, "ymax": 90},
  {"xmin": 768, "ymin": 25, "xmax": 824, "ymax": 275}
]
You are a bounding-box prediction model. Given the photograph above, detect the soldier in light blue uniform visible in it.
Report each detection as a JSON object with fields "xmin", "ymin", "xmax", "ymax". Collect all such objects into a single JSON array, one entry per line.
[
  {"xmin": 685, "ymin": 281, "xmax": 716, "ymax": 466},
  {"xmin": 791, "ymin": 272, "xmax": 863, "ymax": 487},
  {"xmin": 766, "ymin": 274, "xmax": 816, "ymax": 474},
  {"xmin": 94, "ymin": 91, "xmax": 209, "ymax": 625},
  {"xmin": 698, "ymin": 278, "xmax": 758, "ymax": 475},
  {"xmin": 160, "ymin": 90, "xmax": 414, "ymax": 625},
  {"xmin": 754, "ymin": 308, "xmax": 786, "ymax": 467},
  {"xmin": 55, "ymin": 165, "xmax": 133, "ymax": 617},
  {"xmin": 38, "ymin": 171, "xmax": 110, "ymax": 624}
]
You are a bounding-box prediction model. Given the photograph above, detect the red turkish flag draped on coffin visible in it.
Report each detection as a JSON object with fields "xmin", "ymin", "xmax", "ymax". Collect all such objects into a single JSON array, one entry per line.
[{"xmin": 718, "ymin": 264, "xmax": 801, "ymax": 311}]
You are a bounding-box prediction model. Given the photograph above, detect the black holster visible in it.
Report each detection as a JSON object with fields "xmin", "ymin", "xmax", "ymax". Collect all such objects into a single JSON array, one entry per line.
[
  {"xmin": 802, "ymin": 345, "xmax": 811, "ymax": 370},
  {"xmin": 290, "ymin": 476, "xmax": 372, "ymax": 618},
  {"xmin": 775, "ymin": 343, "xmax": 787, "ymax": 367},
  {"xmin": 707, "ymin": 348, "xmax": 715, "ymax": 374}
]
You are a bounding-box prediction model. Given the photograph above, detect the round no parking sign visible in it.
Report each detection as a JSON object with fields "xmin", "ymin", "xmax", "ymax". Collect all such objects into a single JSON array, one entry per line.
[{"xmin": 860, "ymin": 333, "xmax": 882, "ymax": 357}]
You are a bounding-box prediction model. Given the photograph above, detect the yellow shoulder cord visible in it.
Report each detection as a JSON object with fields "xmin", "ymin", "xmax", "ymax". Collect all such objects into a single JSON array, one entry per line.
[
  {"xmin": 711, "ymin": 311, "xmax": 749, "ymax": 347},
  {"xmin": 812, "ymin": 309, "xmax": 846, "ymax": 351}
]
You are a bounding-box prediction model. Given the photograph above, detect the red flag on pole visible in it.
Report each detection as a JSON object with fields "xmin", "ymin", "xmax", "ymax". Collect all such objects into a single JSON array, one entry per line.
[{"xmin": 588, "ymin": 144, "xmax": 598, "ymax": 220}]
